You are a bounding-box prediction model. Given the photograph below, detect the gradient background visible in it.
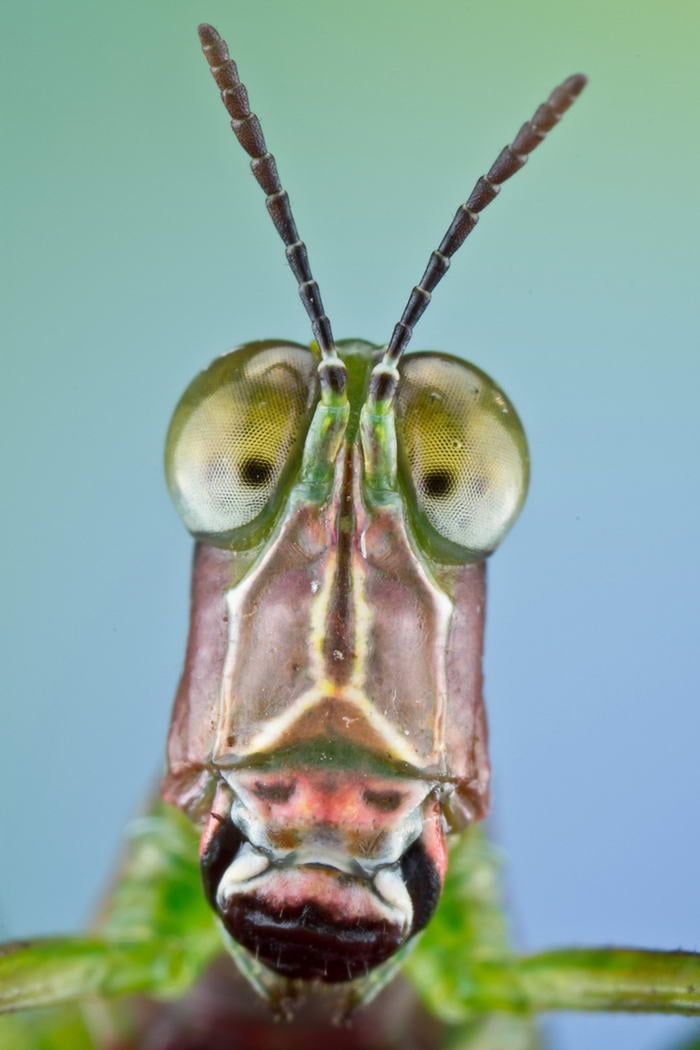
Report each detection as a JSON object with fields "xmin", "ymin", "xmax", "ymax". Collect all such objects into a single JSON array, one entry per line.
[{"xmin": 2, "ymin": 2, "xmax": 698, "ymax": 1047}]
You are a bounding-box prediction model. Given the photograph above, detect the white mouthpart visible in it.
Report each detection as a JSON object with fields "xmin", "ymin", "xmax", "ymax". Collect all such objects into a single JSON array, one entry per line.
[
  {"xmin": 217, "ymin": 844, "xmax": 270, "ymax": 905},
  {"xmin": 373, "ymin": 866, "xmax": 413, "ymax": 930}
]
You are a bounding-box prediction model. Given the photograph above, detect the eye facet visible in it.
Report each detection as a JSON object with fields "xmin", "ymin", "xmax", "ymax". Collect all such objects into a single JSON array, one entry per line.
[
  {"xmin": 165, "ymin": 341, "xmax": 319, "ymax": 544},
  {"xmin": 395, "ymin": 353, "xmax": 529, "ymax": 559}
]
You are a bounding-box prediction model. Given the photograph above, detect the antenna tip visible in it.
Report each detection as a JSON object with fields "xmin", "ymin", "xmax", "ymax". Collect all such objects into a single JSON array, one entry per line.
[
  {"xmin": 564, "ymin": 73, "xmax": 588, "ymax": 96},
  {"xmin": 198, "ymin": 23, "xmax": 221, "ymax": 47}
]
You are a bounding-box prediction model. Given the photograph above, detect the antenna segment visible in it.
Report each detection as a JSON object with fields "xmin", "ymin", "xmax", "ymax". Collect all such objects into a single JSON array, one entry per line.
[
  {"xmin": 198, "ymin": 24, "xmax": 346, "ymax": 400},
  {"xmin": 369, "ymin": 72, "xmax": 588, "ymax": 406}
]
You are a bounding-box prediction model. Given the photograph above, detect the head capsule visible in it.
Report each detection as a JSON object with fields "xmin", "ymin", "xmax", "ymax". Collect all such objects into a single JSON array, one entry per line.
[{"xmin": 164, "ymin": 339, "xmax": 523, "ymax": 983}]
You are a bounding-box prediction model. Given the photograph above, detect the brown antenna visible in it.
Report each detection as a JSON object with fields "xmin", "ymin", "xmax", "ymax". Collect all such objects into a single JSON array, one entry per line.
[
  {"xmin": 368, "ymin": 71, "xmax": 588, "ymax": 406},
  {"xmin": 198, "ymin": 24, "xmax": 346, "ymax": 401}
]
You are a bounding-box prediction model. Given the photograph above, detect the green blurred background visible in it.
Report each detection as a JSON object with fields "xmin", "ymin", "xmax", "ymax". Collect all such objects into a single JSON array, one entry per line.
[{"xmin": 1, "ymin": 1, "xmax": 698, "ymax": 1047}]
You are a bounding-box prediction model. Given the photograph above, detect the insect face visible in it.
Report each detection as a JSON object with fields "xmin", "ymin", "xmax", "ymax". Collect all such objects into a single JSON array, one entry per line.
[
  {"xmin": 162, "ymin": 23, "xmax": 586, "ymax": 993},
  {"xmin": 164, "ymin": 339, "xmax": 523, "ymax": 981}
]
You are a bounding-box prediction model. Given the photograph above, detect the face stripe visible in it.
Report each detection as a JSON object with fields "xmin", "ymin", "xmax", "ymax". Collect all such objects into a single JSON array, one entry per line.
[
  {"xmin": 321, "ymin": 446, "xmax": 356, "ymax": 685},
  {"xmin": 209, "ymin": 445, "xmax": 458, "ymax": 773}
]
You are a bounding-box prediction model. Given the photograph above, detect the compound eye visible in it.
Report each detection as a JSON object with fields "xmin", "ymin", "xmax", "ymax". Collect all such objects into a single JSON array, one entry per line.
[
  {"xmin": 165, "ymin": 342, "xmax": 318, "ymax": 543},
  {"xmin": 395, "ymin": 353, "xmax": 529, "ymax": 558}
]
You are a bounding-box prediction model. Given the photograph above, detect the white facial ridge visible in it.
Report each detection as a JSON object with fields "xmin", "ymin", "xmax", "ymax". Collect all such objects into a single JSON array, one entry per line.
[
  {"xmin": 226, "ymin": 796, "xmax": 272, "ymax": 853},
  {"xmin": 373, "ymin": 866, "xmax": 414, "ymax": 932},
  {"xmin": 217, "ymin": 843, "xmax": 271, "ymax": 907}
]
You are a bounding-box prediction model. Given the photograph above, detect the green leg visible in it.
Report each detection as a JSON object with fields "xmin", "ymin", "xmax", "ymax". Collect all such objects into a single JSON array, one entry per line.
[
  {"xmin": 408, "ymin": 825, "xmax": 700, "ymax": 1024},
  {"xmin": 0, "ymin": 804, "xmax": 220, "ymax": 1016}
]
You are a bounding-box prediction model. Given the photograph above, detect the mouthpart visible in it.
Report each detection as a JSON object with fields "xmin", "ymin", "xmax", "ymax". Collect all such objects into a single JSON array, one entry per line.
[{"xmin": 201, "ymin": 821, "xmax": 442, "ymax": 982}]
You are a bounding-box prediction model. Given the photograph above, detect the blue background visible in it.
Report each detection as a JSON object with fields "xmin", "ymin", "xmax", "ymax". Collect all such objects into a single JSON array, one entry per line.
[{"xmin": 1, "ymin": 2, "xmax": 698, "ymax": 1047}]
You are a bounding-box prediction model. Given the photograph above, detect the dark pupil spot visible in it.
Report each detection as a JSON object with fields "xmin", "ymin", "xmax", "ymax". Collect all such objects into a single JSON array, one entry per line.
[
  {"xmin": 422, "ymin": 469, "xmax": 454, "ymax": 499},
  {"xmin": 240, "ymin": 456, "xmax": 273, "ymax": 487}
]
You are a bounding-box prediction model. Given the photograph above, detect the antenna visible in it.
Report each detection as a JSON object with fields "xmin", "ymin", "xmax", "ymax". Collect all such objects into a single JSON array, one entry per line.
[
  {"xmin": 198, "ymin": 24, "xmax": 346, "ymax": 401},
  {"xmin": 368, "ymin": 72, "xmax": 588, "ymax": 405}
]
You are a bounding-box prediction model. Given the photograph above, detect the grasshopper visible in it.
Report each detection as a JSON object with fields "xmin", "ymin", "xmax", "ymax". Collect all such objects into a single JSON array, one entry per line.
[{"xmin": 2, "ymin": 21, "xmax": 699, "ymax": 1050}]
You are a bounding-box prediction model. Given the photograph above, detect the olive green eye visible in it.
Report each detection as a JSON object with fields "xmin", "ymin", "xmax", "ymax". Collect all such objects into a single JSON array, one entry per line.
[
  {"xmin": 165, "ymin": 341, "xmax": 319, "ymax": 543},
  {"xmin": 395, "ymin": 353, "xmax": 529, "ymax": 558}
]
